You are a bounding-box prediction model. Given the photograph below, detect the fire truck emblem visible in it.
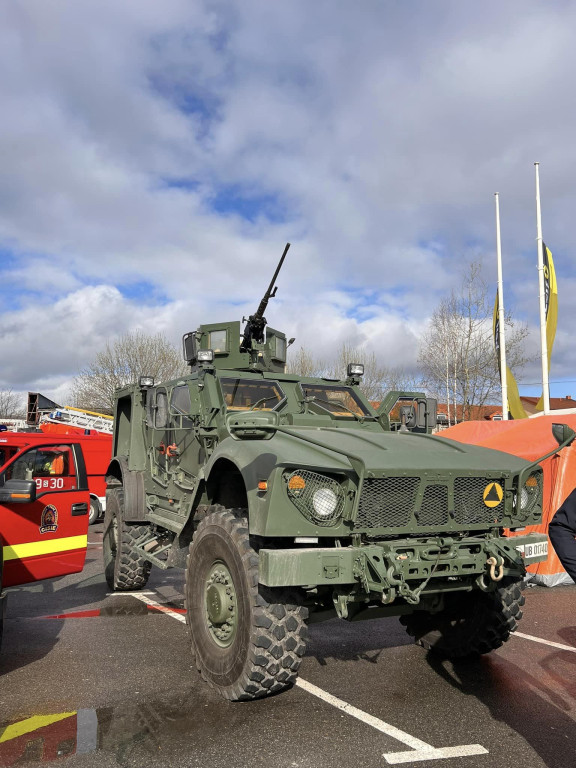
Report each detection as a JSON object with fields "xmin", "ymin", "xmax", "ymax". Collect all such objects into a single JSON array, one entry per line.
[{"xmin": 39, "ymin": 504, "xmax": 59, "ymax": 534}]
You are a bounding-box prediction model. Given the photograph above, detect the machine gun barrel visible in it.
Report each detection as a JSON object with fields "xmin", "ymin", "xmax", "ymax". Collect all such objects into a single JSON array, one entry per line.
[
  {"xmin": 241, "ymin": 242, "xmax": 290, "ymax": 350},
  {"xmin": 255, "ymin": 241, "xmax": 290, "ymax": 318}
]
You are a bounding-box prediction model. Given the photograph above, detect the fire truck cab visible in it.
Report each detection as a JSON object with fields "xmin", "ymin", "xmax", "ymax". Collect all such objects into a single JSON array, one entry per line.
[
  {"xmin": 26, "ymin": 395, "xmax": 113, "ymax": 525},
  {"xmin": 0, "ymin": 432, "xmax": 90, "ymax": 647}
]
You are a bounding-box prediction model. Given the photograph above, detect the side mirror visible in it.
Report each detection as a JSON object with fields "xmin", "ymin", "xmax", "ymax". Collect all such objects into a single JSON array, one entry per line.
[
  {"xmin": 399, "ymin": 405, "xmax": 417, "ymax": 431},
  {"xmin": 182, "ymin": 332, "xmax": 197, "ymax": 364},
  {"xmin": 417, "ymin": 397, "xmax": 437, "ymax": 432},
  {"xmin": 552, "ymin": 423, "xmax": 576, "ymax": 448},
  {"xmin": 0, "ymin": 479, "xmax": 37, "ymax": 503}
]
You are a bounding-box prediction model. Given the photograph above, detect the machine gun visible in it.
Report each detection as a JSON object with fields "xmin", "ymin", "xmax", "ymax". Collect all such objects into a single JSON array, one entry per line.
[{"xmin": 240, "ymin": 242, "xmax": 290, "ymax": 351}]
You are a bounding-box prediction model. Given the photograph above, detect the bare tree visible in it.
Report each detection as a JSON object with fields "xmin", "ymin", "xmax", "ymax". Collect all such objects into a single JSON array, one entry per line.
[
  {"xmin": 286, "ymin": 346, "xmax": 325, "ymax": 378},
  {"xmin": 71, "ymin": 331, "xmax": 189, "ymax": 414},
  {"xmin": 419, "ymin": 261, "xmax": 532, "ymax": 421},
  {"xmin": 325, "ymin": 343, "xmax": 398, "ymax": 402},
  {"xmin": 288, "ymin": 342, "xmax": 425, "ymax": 403},
  {"xmin": 0, "ymin": 389, "xmax": 25, "ymax": 419}
]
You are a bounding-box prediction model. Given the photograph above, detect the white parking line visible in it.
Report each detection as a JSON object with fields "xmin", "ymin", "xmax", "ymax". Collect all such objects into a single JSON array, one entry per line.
[
  {"xmin": 513, "ymin": 631, "xmax": 576, "ymax": 653},
  {"xmin": 295, "ymin": 678, "xmax": 488, "ymax": 764},
  {"xmin": 122, "ymin": 589, "xmax": 488, "ymax": 764},
  {"xmin": 131, "ymin": 592, "xmax": 186, "ymax": 623}
]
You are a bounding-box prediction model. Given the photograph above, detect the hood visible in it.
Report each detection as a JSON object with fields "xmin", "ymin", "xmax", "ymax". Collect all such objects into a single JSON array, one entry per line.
[{"xmin": 216, "ymin": 425, "xmax": 533, "ymax": 477}]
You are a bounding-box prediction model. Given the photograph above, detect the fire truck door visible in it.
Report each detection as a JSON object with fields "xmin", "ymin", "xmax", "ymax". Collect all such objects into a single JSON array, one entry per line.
[{"xmin": 1, "ymin": 444, "xmax": 89, "ymax": 588}]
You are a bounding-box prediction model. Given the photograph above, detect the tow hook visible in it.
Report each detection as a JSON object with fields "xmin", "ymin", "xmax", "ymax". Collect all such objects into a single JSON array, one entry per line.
[
  {"xmin": 381, "ymin": 587, "xmax": 396, "ymax": 605},
  {"xmin": 477, "ymin": 554, "xmax": 505, "ymax": 591},
  {"xmin": 487, "ymin": 555, "xmax": 504, "ymax": 582}
]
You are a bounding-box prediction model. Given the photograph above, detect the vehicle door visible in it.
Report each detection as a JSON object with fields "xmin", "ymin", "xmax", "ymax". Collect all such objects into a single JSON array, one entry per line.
[
  {"xmin": 1, "ymin": 443, "xmax": 89, "ymax": 588},
  {"xmin": 167, "ymin": 383, "xmax": 203, "ymax": 491},
  {"xmin": 146, "ymin": 387, "xmax": 171, "ymax": 493},
  {"xmin": 146, "ymin": 384, "xmax": 201, "ymax": 511}
]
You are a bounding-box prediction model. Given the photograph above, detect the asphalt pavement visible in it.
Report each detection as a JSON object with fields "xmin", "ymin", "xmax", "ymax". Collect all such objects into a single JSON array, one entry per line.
[{"xmin": 1, "ymin": 523, "xmax": 575, "ymax": 768}]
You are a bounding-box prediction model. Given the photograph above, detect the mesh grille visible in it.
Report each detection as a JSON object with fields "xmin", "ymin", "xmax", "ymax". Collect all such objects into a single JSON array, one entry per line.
[
  {"xmin": 417, "ymin": 485, "xmax": 449, "ymax": 526},
  {"xmin": 285, "ymin": 470, "xmax": 344, "ymax": 526},
  {"xmin": 520, "ymin": 472, "xmax": 542, "ymax": 515},
  {"xmin": 356, "ymin": 477, "xmax": 419, "ymax": 528},
  {"xmin": 454, "ymin": 478, "xmax": 504, "ymax": 524}
]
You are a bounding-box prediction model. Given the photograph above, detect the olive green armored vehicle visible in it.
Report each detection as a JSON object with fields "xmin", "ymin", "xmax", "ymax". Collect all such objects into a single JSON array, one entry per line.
[{"xmin": 103, "ymin": 244, "xmax": 573, "ymax": 701}]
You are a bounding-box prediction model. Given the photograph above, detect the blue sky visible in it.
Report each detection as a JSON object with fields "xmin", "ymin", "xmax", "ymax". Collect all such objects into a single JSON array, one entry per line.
[{"xmin": 1, "ymin": 1, "xmax": 576, "ymax": 404}]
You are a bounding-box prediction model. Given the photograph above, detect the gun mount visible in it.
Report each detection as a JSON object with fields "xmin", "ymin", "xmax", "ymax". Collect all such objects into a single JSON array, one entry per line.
[
  {"xmin": 240, "ymin": 242, "xmax": 290, "ymax": 351},
  {"xmin": 182, "ymin": 242, "xmax": 292, "ymax": 374}
]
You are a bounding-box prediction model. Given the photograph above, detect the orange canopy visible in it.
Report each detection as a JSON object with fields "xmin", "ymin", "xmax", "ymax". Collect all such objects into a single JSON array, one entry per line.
[{"xmin": 441, "ymin": 416, "xmax": 576, "ymax": 585}]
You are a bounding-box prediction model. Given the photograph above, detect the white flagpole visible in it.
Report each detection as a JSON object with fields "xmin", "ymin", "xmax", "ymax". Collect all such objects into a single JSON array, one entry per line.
[
  {"xmin": 495, "ymin": 193, "xmax": 508, "ymax": 420},
  {"xmin": 535, "ymin": 162, "xmax": 551, "ymax": 415}
]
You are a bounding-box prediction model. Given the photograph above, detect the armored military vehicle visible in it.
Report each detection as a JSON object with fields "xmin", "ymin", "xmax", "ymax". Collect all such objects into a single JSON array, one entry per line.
[{"xmin": 103, "ymin": 244, "xmax": 573, "ymax": 701}]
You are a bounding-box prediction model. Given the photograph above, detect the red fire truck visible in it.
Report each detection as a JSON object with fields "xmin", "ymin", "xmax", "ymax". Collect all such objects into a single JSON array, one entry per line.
[
  {"xmin": 37, "ymin": 421, "xmax": 111, "ymax": 524},
  {"xmin": 0, "ymin": 432, "xmax": 91, "ymax": 648},
  {"xmin": 26, "ymin": 395, "xmax": 113, "ymax": 525}
]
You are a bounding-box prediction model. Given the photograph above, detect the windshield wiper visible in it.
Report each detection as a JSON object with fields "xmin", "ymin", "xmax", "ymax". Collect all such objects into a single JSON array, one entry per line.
[
  {"xmin": 305, "ymin": 395, "xmax": 372, "ymax": 422},
  {"xmin": 248, "ymin": 395, "xmax": 280, "ymax": 411}
]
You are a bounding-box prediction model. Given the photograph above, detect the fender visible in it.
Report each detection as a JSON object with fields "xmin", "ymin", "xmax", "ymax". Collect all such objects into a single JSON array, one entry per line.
[{"xmin": 106, "ymin": 456, "xmax": 147, "ymax": 522}]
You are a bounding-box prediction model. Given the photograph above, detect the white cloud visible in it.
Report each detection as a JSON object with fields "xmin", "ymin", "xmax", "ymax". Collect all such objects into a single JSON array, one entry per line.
[{"xmin": 1, "ymin": 1, "xmax": 576, "ymax": 399}]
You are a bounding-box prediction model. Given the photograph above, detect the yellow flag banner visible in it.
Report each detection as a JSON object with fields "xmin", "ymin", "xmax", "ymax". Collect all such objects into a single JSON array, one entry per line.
[
  {"xmin": 493, "ymin": 293, "xmax": 528, "ymax": 419},
  {"xmin": 535, "ymin": 243, "xmax": 558, "ymax": 411}
]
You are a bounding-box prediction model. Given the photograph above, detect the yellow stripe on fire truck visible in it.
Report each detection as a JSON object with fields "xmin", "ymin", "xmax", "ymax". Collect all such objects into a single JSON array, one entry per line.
[{"xmin": 2, "ymin": 535, "xmax": 88, "ymax": 562}]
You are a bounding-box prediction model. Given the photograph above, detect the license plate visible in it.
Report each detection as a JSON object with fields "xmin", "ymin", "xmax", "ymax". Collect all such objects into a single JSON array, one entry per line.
[{"xmin": 516, "ymin": 540, "xmax": 548, "ymax": 561}]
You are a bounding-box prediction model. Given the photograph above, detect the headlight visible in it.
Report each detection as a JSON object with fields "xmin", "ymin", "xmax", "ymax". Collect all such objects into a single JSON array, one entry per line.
[
  {"xmin": 312, "ymin": 488, "xmax": 338, "ymax": 519},
  {"xmin": 285, "ymin": 470, "xmax": 344, "ymax": 526},
  {"xmin": 519, "ymin": 473, "xmax": 541, "ymax": 514}
]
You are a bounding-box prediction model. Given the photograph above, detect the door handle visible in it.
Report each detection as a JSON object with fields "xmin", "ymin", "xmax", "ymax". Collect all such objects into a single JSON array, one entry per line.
[{"xmin": 72, "ymin": 502, "xmax": 88, "ymax": 516}]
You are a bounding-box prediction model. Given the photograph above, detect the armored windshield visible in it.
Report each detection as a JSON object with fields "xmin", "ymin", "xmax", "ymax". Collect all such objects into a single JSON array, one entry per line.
[
  {"xmin": 220, "ymin": 378, "xmax": 285, "ymax": 411},
  {"xmin": 300, "ymin": 383, "xmax": 372, "ymax": 418}
]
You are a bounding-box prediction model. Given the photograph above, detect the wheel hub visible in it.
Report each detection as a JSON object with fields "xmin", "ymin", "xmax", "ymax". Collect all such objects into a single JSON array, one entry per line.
[
  {"xmin": 206, "ymin": 583, "xmax": 228, "ymax": 624},
  {"xmin": 205, "ymin": 563, "xmax": 237, "ymax": 647}
]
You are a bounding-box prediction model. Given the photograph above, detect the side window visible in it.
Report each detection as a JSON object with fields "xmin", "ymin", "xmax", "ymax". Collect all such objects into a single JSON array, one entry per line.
[
  {"xmin": 155, "ymin": 389, "xmax": 168, "ymax": 429},
  {"xmin": 0, "ymin": 447, "xmax": 16, "ymax": 467},
  {"xmin": 146, "ymin": 388, "xmax": 169, "ymax": 429},
  {"xmin": 170, "ymin": 385, "xmax": 194, "ymax": 428},
  {"xmin": 146, "ymin": 387, "xmax": 157, "ymax": 428},
  {"xmin": 5, "ymin": 445, "xmax": 77, "ymax": 492}
]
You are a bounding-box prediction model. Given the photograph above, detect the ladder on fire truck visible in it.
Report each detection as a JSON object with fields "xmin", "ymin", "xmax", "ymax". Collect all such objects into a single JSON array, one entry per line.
[{"xmin": 42, "ymin": 406, "xmax": 113, "ymax": 434}]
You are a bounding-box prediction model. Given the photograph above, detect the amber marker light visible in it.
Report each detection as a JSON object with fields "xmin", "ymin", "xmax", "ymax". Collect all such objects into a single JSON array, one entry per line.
[
  {"xmin": 258, "ymin": 481, "xmax": 268, "ymax": 491},
  {"xmin": 525, "ymin": 475, "xmax": 538, "ymax": 487},
  {"xmin": 288, "ymin": 475, "xmax": 306, "ymax": 491}
]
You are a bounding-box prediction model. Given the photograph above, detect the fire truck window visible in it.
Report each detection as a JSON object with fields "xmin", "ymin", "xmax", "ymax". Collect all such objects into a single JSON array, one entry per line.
[
  {"xmin": 0, "ymin": 447, "xmax": 16, "ymax": 467},
  {"xmin": 7, "ymin": 446, "xmax": 75, "ymax": 481}
]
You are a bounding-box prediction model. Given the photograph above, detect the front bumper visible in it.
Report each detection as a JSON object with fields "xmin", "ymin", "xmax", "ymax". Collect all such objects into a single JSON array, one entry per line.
[{"xmin": 259, "ymin": 533, "xmax": 549, "ymax": 592}]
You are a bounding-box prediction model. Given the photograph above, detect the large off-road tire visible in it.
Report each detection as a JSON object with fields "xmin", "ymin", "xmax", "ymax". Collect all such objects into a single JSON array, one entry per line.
[
  {"xmin": 400, "ymin": 577, "xmax": 525, "ymax": 659},
  {"xmin": 103, "ymin": 486, "xmax": 152, "ymax": 591},
  {"xmin": 185, "ymin": 506, "xmax": 308, "ymax": 701}
]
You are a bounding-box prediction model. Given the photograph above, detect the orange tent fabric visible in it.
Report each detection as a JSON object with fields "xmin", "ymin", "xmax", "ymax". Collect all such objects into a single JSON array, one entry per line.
[{"xmin": 440, "ymin": 415, "xmax": 576, "ymax": 586}]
